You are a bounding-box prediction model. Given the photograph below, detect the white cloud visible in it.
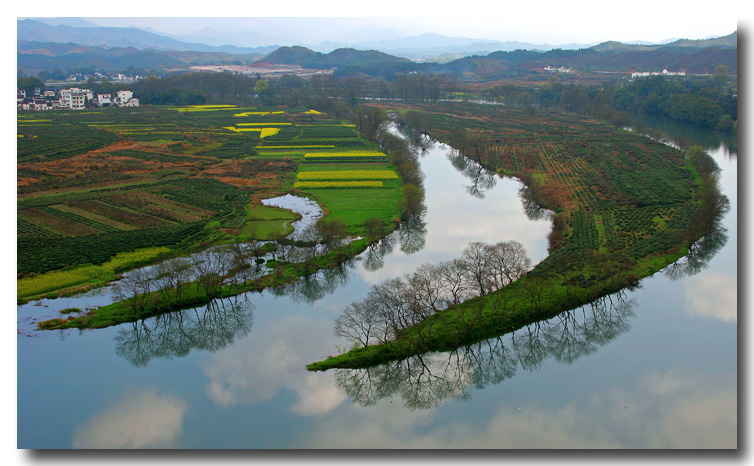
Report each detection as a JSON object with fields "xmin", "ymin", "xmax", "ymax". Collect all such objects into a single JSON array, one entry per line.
[
  {"xmin": 295, "ymin": 369, "xmax": 736, "ymax": 448},
  {"xmin": 685, "ymin": 273, "xmax": 737, "ymax": 322},
  {"xmin": 203, "ymin": 313, "xmax": 347, "ymax": 416},
  {"xmin": 71, "ymin": 388, "xmax": 189, "ymax": 448}
]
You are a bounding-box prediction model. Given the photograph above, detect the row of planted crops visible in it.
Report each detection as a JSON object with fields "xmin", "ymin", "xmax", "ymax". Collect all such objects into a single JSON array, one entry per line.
[
  {"xmin": 396, "ymin": 101, "xmax": 703, "ymax": 285},
  {"xmin": 17, "ymin": 104, "xmax": 403, "ymax": 301},
  {"xmin": 307, "ymin": 101, "xmax": 723, "ymax": 370}
]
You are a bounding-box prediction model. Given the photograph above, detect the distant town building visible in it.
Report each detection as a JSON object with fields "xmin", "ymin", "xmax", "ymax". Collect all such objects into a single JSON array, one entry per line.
[
  {"xmin": 121, "ymin": 97, "xmax": 140, "ymax": 107},
  {"xmin": 116, "ymin": 90, "xmax": 133, "ymax": 104},
  {"xmin": 59, "ymin": 88, "xmax": 87, "ymax": 109},
  {"xmin": 545, "ymin": 65, "xmax": 574, "ymax": 74},
  {"xmin": 97, "ymin": 93, "xmax": 112, "ymax": 107},
  {"xmin": 18, "ymin": 86, "xmax": 139, "ymax": 111},
  {"xmin": 631, "ymin": 69, "xmax": 687, "ymax": 79}
]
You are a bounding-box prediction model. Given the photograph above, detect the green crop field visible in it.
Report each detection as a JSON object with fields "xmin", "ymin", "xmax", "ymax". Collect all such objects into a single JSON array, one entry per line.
[
  {"xmin": 17, "ymin": 105, "xmax": 406, "ymax": 300},
  {"xmin": 309, "ymin": 101, "xmax": 724, "ymax": 371},
  {"xmin": 303, "ymin": 187, "xmax": 403, "ymax": 230}
]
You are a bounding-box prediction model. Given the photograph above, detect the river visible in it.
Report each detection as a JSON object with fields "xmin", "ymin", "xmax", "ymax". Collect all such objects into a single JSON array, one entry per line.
[{"xmin": 16, "ymin": 119, "xmax": 736, "ymax": 449}]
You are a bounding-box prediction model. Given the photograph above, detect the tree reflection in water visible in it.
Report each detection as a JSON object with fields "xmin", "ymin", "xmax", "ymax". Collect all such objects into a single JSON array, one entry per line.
[
  {"xmin": 406, "ymin": 127, "xmax": 434, "ymax": 155},
  {"xmin": 115, "ymin": 295, "xmax": 254, "ymax": 367},
  {"xmin": 397, "ymin": 215, "xmax": 427, "ymax": 255},
  {"xmin": 664, "ymin": 214, "xmax": 728, "ymax": 280},
  {"xmin": 268, "ymin": 260, "xmax": 356, "ymax": 305},
  {"xmin": 335, "ymin": 292, "xmax": 635, "ymax": 409},
  {"xmin": 518, "ymin": 185, "xmax": 553, "ymax": 221},
  {"xmin": 363, "ymin": 234, "xmax": 397, "ymax": 273},
  {"xmin": 446, "ymin": 150, "xmax": 498, "ymax": 200}
]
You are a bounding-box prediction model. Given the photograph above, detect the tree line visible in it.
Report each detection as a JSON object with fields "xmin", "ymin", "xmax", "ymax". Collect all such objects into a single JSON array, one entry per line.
[
  {"xmin": 30, "ymin": 60, "xmax": 734, "ymax": 136},
  {"xmin": 478, "ymin": 72, "xmax": 736, "ymax": 133},
  {"xmin": 334, "ymin": 240, "xmax": 531, "ymax": 348},
  {"xmin": 111, "ymin": 217, "xmax": 366, "ymax": 316},
  {"xmin": 336, "ymin": 291, "xmax": 635, "ymax": 409}
]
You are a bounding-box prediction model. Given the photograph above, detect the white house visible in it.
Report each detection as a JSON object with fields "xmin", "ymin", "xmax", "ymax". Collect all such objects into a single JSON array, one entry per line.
[
  {"xmin": 59, "ymin": 88, "xmax": 86, "ymax": 109},
  {"xmin": 631, "ymin": 69, "xmax": 687, "ymax": 79},
  {"xmin": 544, "ymin": 65, "xmax": 574, "ymax": 74},
  {"xmin": 116, "ymin": 90, "xmax": 134, "ymax": 104},
  {"xmin": 121, "ymin": 97, "xmax": 140, "ymax": 107},
  {"xmin": 97, "ymin": 93, "xmax": 112, "ymax": 107}
]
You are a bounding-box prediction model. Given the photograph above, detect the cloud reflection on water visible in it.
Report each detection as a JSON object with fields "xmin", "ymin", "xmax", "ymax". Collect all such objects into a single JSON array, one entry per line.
[
  {"xmin": 203, "ymin": 312, "xmax": 346, "ymax": 416},
  {"xmin": 71, "ymin": 388, "xmax": 189, "ymax": 449},
  {"xmin": 294, "ymin": 369, "xmax": 735, "ymax": 449},
  {"xmin": 684, "ymin": 273, "xmax": 737, "ymax": 322}
]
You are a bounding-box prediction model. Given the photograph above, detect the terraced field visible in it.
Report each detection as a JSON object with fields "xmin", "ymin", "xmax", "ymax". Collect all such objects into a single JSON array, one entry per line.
[
  {"xmin": 396, "ymin": 102, "xmax": 698, "ymax": 282},
  {"xmin": 309, "ymin": 101, "xmax": 726, "ymax": 371},
  {"xmin": 17, "ymin": 105, "xmax": 404, "ymax": 300}
]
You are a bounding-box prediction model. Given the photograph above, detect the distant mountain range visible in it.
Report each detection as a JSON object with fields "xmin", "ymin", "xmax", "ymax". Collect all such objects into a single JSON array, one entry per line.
[
  {"xmin": 17, "ymin": 19, "xmax": 276, "ymax": 55},
  {"xmin": 17, "ymin": 18, "xmax": 737, "ymax": 80}
]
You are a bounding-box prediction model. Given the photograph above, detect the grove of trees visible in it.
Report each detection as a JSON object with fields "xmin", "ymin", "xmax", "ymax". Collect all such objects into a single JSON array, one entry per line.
[{"xmin": 334, "ymin": 241, "xmax": 531, "ymax": 348}]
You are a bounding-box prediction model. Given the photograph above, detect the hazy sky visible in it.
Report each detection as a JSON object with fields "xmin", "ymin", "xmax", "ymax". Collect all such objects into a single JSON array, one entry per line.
[
  {"xmin": 84, "ymin": 15, "xmax": 738, "ymax": 46},
  {"xmin": 16, "ymin": 0, "xmax": 741, "ymax": 46}
]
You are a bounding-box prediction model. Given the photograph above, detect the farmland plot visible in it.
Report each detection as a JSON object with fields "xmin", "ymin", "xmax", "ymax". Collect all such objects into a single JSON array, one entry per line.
[{"xmin": 17, "ymin": 106, "xmax": 405, "ymax": 300}]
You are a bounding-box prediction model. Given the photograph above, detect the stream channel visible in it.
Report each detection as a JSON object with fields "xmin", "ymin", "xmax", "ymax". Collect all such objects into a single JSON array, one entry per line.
[{"xmin": 16, "ymin": 121, "xmax": 737, "ymax": 448}]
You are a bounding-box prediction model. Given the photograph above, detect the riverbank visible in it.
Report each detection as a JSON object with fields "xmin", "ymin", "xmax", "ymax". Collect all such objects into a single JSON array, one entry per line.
[
  {"xmin": 307, "ymin": 247, "xmax": 687, "ymax": 371},
  {"xmin": 37, "ymin": 237, "xmax": 371, "ymax": 330},
  {"xmin": 308, "ymin": 102, "xmax": 724, "ymax": 371}
]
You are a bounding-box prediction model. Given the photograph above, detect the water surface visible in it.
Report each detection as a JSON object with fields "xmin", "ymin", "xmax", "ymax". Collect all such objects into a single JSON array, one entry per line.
[{"xmin": 16, "ymin": 123, "xmax": 736, "ymax": 449}]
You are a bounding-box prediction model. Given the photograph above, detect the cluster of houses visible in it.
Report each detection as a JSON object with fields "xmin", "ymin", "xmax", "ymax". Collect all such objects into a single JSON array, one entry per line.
[
  {"xmin": 630, "ymin": 69, "xmax": 687, "ymax": 79},
  {"xmin": 66, "ymin": 71, "xmax": 143, "ymax": 83},
  {"xmin": 544, "ymin": 65, "xmax": 574, "ymax": 74},
  {"xmin": 17, "ymin": 87, "xmax": 139, "ymax": 111}
]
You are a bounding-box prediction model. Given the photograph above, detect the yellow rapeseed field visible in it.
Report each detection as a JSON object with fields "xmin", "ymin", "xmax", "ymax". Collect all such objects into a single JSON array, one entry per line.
[
  {"xmin": 235, "ymin": 122, "xmax": 293, "ymax": 126},
  {"xmin": 234, "ymin": 111, "xmax": 285, "ymax": 117},
  {"xmin": 260, "ymin": 128, "xmax": 280, "ymax": 138},
  {"xmin": 293, "ymin": 181, "xmax": 384, "ymax": 188},
  {"xmin": 297, "ymin": 170, "xmax": 398, "ymax": 180},
  {"xmin": 260, "ymin": 145, "xmax": 335, "ymax": 149},
  {"xmin": 304, "ymin": 151, "xmax": 386, "ymax": 158}
]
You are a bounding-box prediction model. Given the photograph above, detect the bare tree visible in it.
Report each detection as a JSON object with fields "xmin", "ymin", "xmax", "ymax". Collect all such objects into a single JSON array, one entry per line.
[
  {"xmin": 370, "ymin": 278, "xmax": 413, "ymax": 338},
  {"xmin": 317, "ymin": 219, "xmax": 348, "ymax": 253},
  {"xmin": 406, "ymin": 263, "xmax": 446, "ymax": 317},
  {"xmin": 193, "ymin": 248, "xmax": 232, "ymax": 298},
  {"xmin": 435, "ymin": 258, "xmax": 472, "ymax": 307},
  {"xmin": 461, "ymin": 241, "xmax": 493, "ymax": 296},
  {"xmin": 486, "ymin": 241, "xmax": 532, "ymax": 291},
  {"xmin": 153, "ymin": 257, "xmax": 193, "ymax": 306},
  {"xmin": 334, "ymin": 301, "xmax": 380, "ymax": 347},
  {"xmin": 113, "ymin": 267, "xmax": 153, "ymax": 314}
]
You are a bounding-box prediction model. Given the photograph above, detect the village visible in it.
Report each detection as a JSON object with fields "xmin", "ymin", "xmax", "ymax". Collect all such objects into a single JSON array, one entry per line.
[{"xmin": 17, "ymin": 87, "xmax": 139, "ymax": 111}]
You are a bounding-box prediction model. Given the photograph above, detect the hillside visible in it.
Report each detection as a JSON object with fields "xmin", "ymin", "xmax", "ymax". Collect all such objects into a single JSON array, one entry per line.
[
  {"xmin": 17, "ymin": 22, "xmax": 736, "ymax": 82},
  {"xmin": 427, "ymin": 41, "xmax": 737, "ymax": 80},
  {"xmin": 17, "ymin": 41, "xmax": 269, "ymax": 75},
  {"xmin": 262, "ymin": 46, "xmax": 411, "ymax": 69},
  {"xmin": 17, "ymin": 19, "xmax": 272, "ymax": 55},
  {"xmin": 590, "ymin": 32, "xmax": 737, "ymax": 52}
]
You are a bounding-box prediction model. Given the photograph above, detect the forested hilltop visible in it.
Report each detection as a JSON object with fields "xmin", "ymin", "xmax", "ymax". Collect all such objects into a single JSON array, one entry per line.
[{"xmin": 18, "ymin": 28, "xmax": 737, "ymax": 78}]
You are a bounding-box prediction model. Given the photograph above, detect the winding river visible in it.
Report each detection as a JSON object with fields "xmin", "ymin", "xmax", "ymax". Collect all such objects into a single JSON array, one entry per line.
[{"xmin": 16, "ymin": 121, "xmax": 736, "ymax": 449}]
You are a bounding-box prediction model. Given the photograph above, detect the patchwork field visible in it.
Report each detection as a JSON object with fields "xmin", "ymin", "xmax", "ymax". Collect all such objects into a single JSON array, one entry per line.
[
  {"xmin": 17, "ymin": 105, "xmax": 402, "ymax": 299},
  {"xmin": 393, "ymin": 101, "xmax": 699, "ymax": 281},
  {"xmin": 309, "ymin": 101, "xmax": 725, "ymax": 370}
]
